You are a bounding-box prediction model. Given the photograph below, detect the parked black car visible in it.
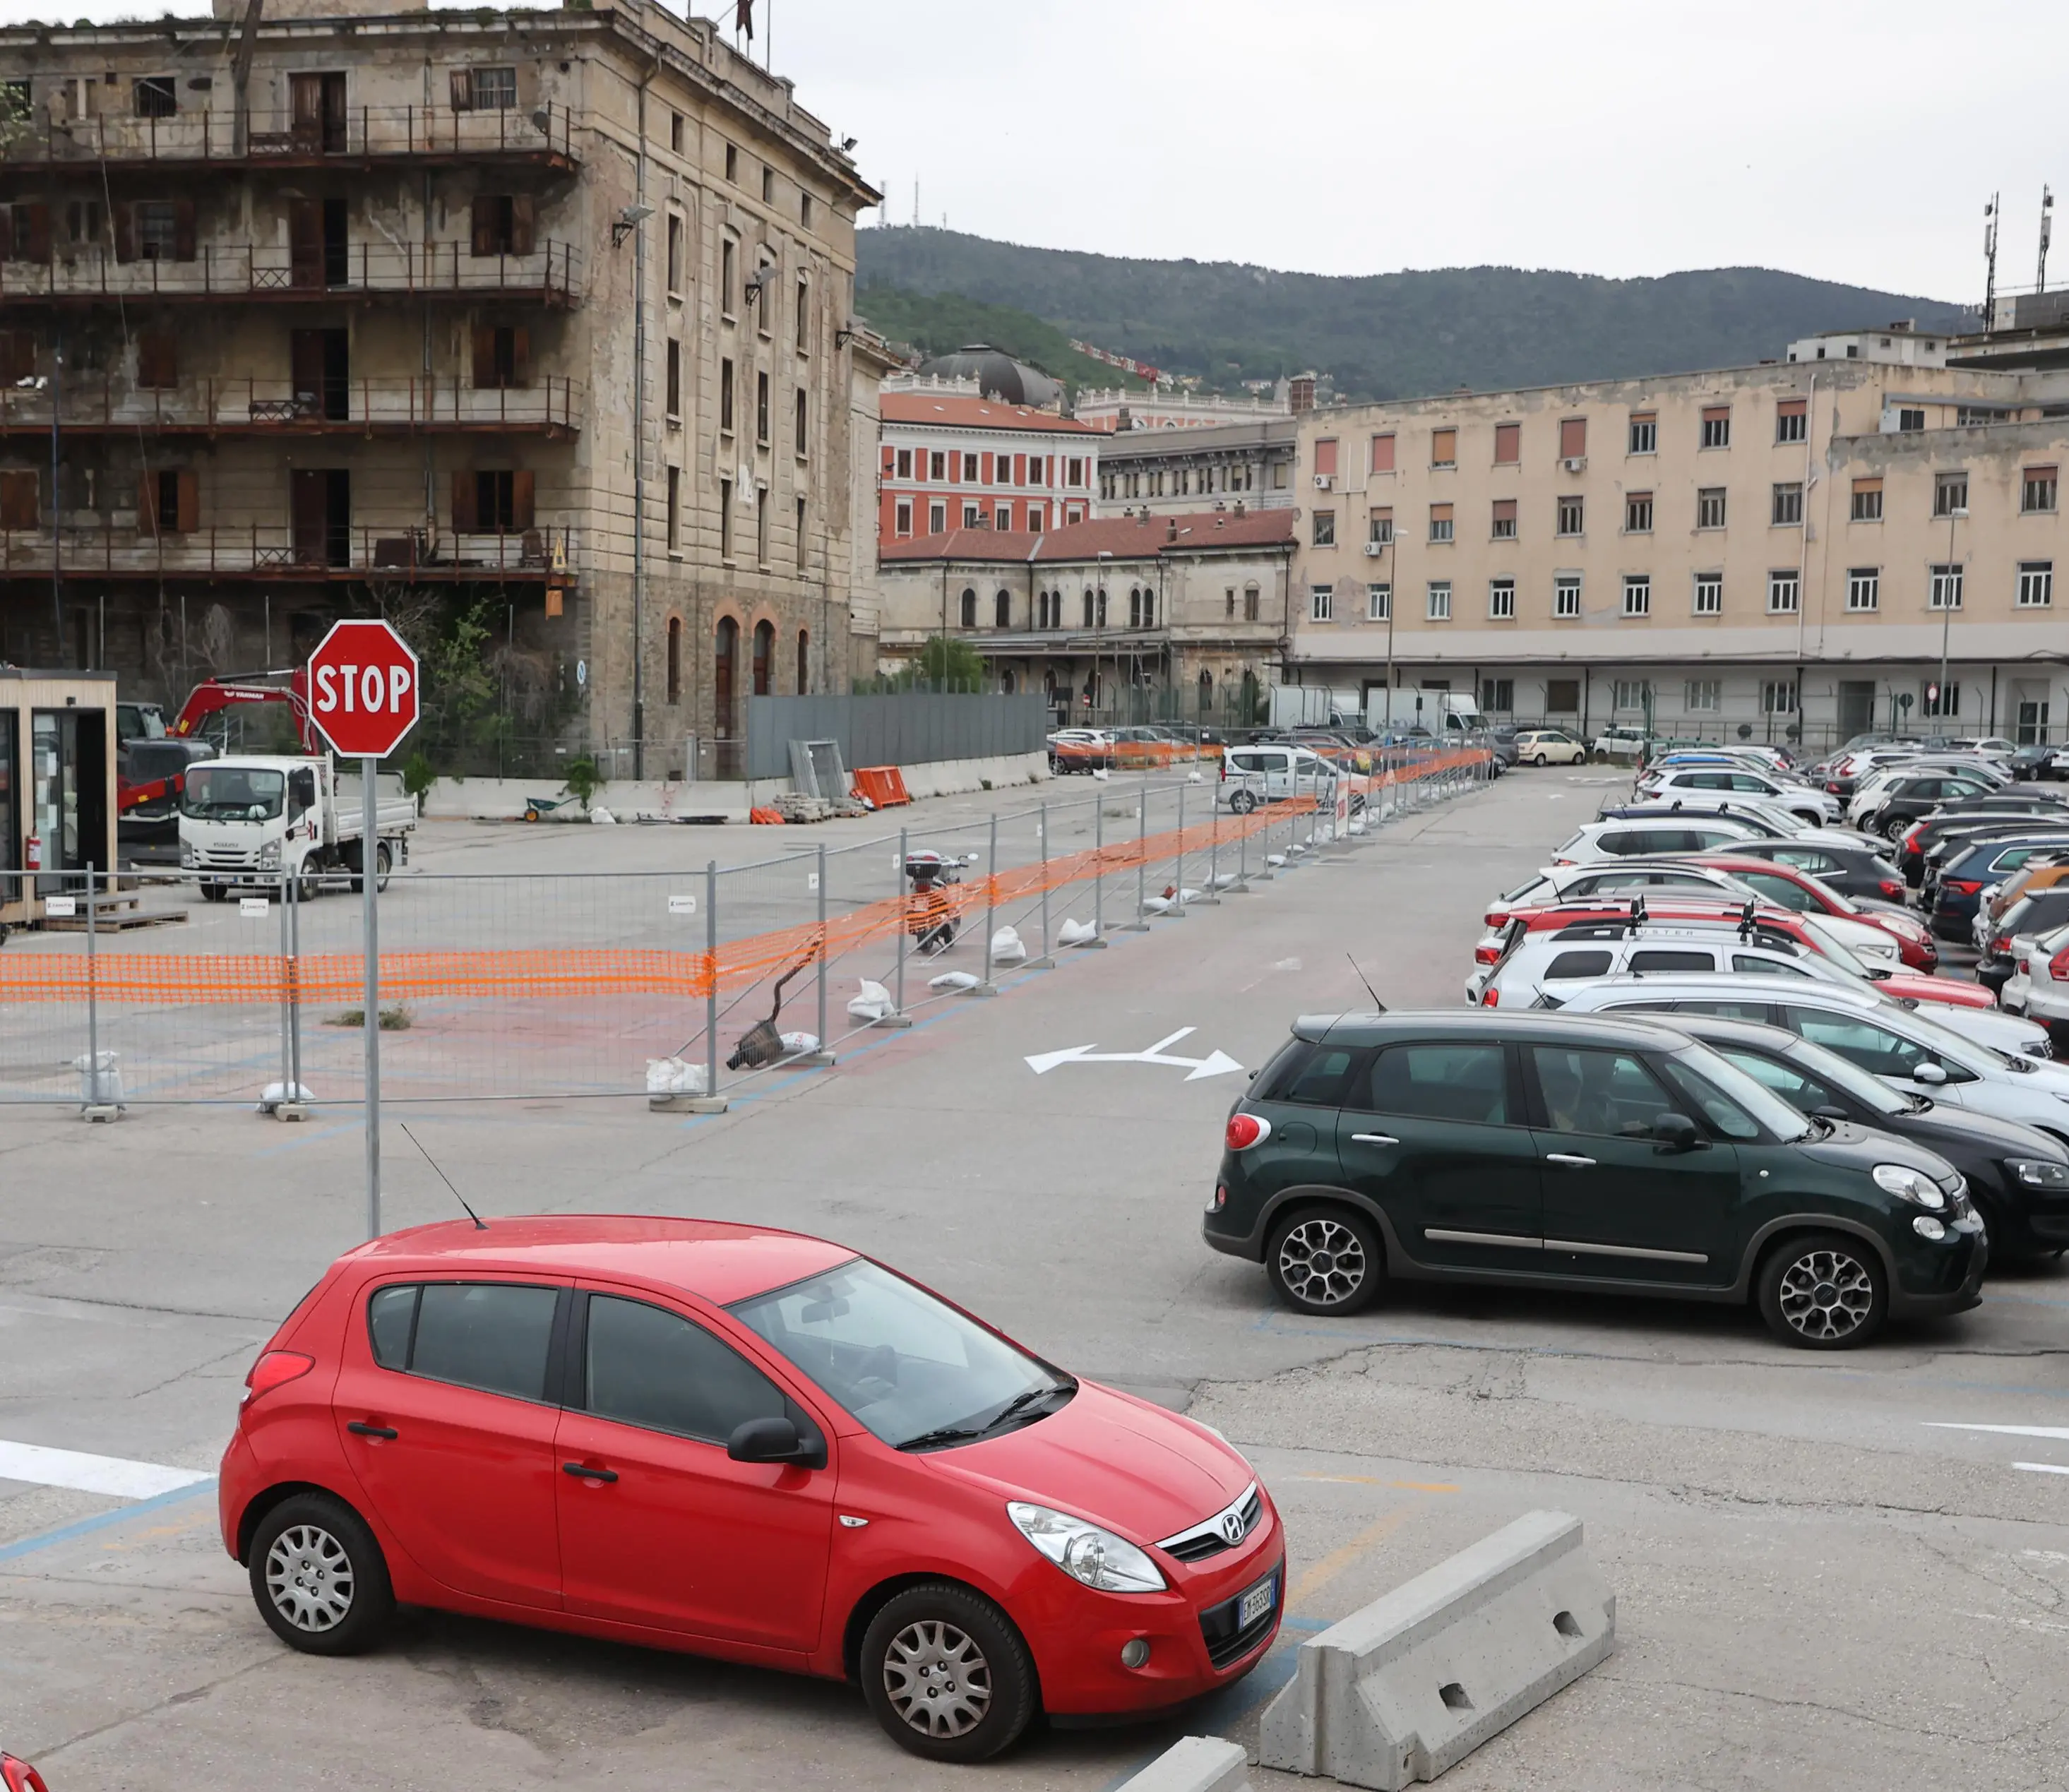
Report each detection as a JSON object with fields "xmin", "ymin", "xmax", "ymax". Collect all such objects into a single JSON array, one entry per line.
[
  {"xmin": 1900, "ymin": 800, "xmax": 2069, "ymax": 884},
  {"xmin": 1859, "ymin": 772, "xmax": 2000, "ymax": 839},
  {"xmin": 1663, "ymin": 1014, "xmax": 2069, "ymax": 1260},
  {"xmin": 1683, "ymin": 839, "xmax": 1909, "ymax": 905},
  {"xmin": 2008, "ymin": 744, "xmax": 2058, "ymax": 782},
  {"xmin": 1205, "ymin": 1011, "xmax": 1985, "ymax": 1347}
]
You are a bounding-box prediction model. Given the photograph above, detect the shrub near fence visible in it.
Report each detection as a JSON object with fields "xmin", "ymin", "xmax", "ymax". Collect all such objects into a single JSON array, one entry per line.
[{"xmin": 0, "ymin": 750, "xmax": 1493, "ymax": 1109}]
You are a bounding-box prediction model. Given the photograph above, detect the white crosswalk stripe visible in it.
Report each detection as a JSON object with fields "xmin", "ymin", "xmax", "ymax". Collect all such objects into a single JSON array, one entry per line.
[{"xmin": 0, "ymin": 1440, "xmax": 213, "ymax": 1500}]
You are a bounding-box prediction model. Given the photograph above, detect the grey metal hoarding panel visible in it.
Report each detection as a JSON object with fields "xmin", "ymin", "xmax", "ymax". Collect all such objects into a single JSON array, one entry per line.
[{"xmin": 744, "ymin": 694, "xmax": 1047, "ymax": 780}]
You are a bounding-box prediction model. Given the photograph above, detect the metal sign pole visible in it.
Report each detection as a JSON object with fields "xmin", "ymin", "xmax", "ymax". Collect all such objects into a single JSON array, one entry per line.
[{"xmin": 362, "ymin": 756, "xmax": 381, "ymax": 1238}]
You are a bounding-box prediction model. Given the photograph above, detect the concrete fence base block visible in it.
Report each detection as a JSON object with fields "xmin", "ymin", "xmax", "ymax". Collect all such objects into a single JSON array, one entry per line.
[
  {"xmin": 1113, "ymin": 1735, "xmax": 1253, "ymax": 1791},
  {"xmin": 1258, "ymin": 1510, "xmax": 1614, "ymax": 1788}
]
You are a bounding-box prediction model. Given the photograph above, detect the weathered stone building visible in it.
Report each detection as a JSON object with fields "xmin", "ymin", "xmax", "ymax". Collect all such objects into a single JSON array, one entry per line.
[{"xmin": 0, "ymin": 0, "xmax": 882, "ymax": 778}]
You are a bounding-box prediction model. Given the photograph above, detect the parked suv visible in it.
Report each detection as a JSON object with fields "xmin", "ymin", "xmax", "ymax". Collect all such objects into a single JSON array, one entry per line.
[
  {"xmin": 1638, "ymin": 766, "xmax": 1838, "ymax": 826},
  {"xmin": 1204, "ymin": 1011, "xmax": 1984, "ymax": 1347}
]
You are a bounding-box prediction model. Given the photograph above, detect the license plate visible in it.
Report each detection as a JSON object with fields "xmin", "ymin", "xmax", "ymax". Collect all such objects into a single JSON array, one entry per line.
[{"xmin": 1239, "ymin": 1577, "xmax": 1275, "ymax": 1628}]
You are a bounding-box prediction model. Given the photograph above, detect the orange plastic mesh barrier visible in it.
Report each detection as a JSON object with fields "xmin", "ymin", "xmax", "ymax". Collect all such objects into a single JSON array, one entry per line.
[
  {"xmin": 0, "ymin": 755, "xmax": 1488, "ymax": 1008},
  {"xmin": 853, "ymin": 767, "xmax": 911, "ymax": 808}
]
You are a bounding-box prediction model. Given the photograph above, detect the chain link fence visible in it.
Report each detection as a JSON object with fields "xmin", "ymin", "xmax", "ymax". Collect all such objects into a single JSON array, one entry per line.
[{"xmin": 0, "ymin": 748, "xmax": 1495, "ymax": 1112}]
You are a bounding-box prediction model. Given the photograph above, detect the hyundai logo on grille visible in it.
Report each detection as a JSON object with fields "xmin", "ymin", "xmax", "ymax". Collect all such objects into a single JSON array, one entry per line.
[{"xmin": 1220, "ymin": 1509, "xmax": 1246, "ymax": 1545}]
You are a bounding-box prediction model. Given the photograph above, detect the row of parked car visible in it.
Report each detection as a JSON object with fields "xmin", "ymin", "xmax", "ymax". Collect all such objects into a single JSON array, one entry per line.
[{"xmin": 1203, "ymin": 741, "xmax": 2069, "ymax": 1352}]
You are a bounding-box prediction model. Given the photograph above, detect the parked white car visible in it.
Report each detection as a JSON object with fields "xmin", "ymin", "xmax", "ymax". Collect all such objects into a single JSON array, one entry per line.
[
  {"xmin": 1550, "ymin": 976, "xmax": 2069, "ymax": 1140},
  {"xmin": 2003, "ymin": 922, "xmax": 2069, "ymax": 1029},
  {"xmin": 1637, "ymin": 765, "xmax": 1840, "ymax": 826},
  {"xmin": 1217, "ymin": 743, "xmax": 1339, "ymax": 813},
  {"xmin": 1592, "ymin": 724, "xmax": 1654, "ymax": 760},
  {"xmin": 1513, "ymin": 728, "xmax": 1588, "ymax": 766}
]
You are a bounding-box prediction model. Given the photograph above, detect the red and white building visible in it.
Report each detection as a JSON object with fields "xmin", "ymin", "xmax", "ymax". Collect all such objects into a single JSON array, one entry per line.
[{"xmin": 878, "ymin": 392, "xmax": 1103, "ymax": 546}]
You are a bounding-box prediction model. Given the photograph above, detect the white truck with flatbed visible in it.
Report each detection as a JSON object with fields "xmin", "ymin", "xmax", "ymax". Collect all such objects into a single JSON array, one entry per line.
[{"xmin": 178, "ymin": 755, "xmax": 415, "ymax": 900}]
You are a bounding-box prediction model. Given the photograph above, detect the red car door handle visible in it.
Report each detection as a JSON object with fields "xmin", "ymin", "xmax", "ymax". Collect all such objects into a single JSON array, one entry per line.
[
  {"xmin": 562, "ymin": 1462, "xmax": 619, "ymax": 1483},
  {"xmin": 347, "ymin": 1421, "xmax": 399, "ymax": 1440}
]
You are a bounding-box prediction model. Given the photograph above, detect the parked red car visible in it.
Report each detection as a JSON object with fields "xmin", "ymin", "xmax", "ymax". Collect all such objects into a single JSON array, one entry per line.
[
  {"xmin": 220, "ymin": 1217, "xmax": 1281, "ymax": 1762},
  {"xmin": 1685, "ymin": 852, "xmax": 1939, "ymax": 970}
]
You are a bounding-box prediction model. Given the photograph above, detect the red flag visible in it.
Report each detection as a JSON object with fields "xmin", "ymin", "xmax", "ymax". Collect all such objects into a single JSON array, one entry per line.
[{"xmin": 735, "ymin": 0, "xmax": 753, "ymax": 37}]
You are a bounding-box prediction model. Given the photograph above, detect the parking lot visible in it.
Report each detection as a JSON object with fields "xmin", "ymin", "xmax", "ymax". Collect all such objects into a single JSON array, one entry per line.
[{"xmin": 5, "ymin": 766, "xmax": 2068, "ymax": 1791}]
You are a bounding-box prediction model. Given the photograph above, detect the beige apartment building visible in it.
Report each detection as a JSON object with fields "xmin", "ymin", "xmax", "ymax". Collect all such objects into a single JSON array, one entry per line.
[
  {"xmin": 876, "ymin": 510, "xmax": 1294, "ymax": 726},
  {"xmin": 0, "ymin": 0, "xmax": 882, "ymax": 779},
  {"xmin": 1284, "ymin": 353, "xmax": 2069, "ymax": 747}
]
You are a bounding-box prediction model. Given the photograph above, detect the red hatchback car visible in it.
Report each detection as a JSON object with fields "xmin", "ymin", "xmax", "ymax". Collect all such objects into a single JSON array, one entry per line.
[{"xmin": 220, "ymin": 1217, "xmax": 1282, "ymax": 1762}]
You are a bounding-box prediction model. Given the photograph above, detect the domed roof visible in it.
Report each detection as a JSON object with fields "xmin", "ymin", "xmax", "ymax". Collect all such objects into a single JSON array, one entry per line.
[{"xmin": 913, "ymin": 343, "xmax": 1061, "ymax": 410}]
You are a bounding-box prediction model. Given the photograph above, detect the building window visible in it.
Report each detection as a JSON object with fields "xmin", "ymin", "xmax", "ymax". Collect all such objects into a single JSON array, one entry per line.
[
  {"xmin": 1613, "ymin": 680, "xmax": 1650, "ymax": 713},
  {"xmin": 1368, "ymin": 508, "xmax": 1393, "ymax": 544},
  {"xmin": 2019, "ymin": 561, "xmax": 2054, "ymax": 607},
  {"xmin": 929, "ymin": 501, "xmax": 946, "ymax": 534},
  {"xmin": 1028, "ymin": 503, "xmax": 1044, "ymax": 532},
  {"xmin": 669, "ymin": 111, "xmax": 684, "ymax": 153},
  {"xmin": 136, "ymin": 330, "xmax": 177, "ymax": 388},
  {"xmin": 1546, "ymin": 678, "xmax": 1581, "ymax": 712},
  {"xmin": 721, "ymin": 237, "xmax": 737, "ymax": 315},
  {"xmin": 1701, "ymin": 407, "xmax": 1731, "ymax": 449},
  {"xmin": 796, "ymin": 496, "xmax": 809, "ymax": 570},
  {"xmin": 1934, "ymin": 471, "xmax": 1968, "ymax": 516},
  {"xmin": 1426, "ymin": 580, "xmax": 1452, "ymax": 621},
  {"xmin": 801, "ymin": 192, "xmax": 814, "ymax": 230},
  {"xmin": 962, "ymin": 451, "xmax": 979, "ymax": 482},
  {"xmin": 1493, "ymin": 422, "xmax": 1520, "ymax": 465},
  {"xmin": 994, "ymin": 505, "xmax": 1010, "ymax": 531},
  {"xmin": 930, "ymin": 450, "xmax": 947, "ymax": 481},
  {"xmin": 1481, "ymin": 677, "xmax": 1515, "ymax": 713},
  {"xmin": 1772, "ymin": 482, "xmax": 1803, "ymax": 526},
  {"xmin": 1628, "ymin": 414, "xmax": 1657, "ymax": 455},
  {"xmin": 467, "ymin": 66, "xmax": 516, "ymax": 109},
  {"xmin": 1767, "ymin": 571, "xmax": 1801, "ymax": 614},
  {"xmin": 1851, "ymin": 478, "xmax": 1883, "ymax": 522},
  {"xmin": 1556, "ymin": 494, "xmax": 1584, "ymax": 536},
  {"xmin": 1929, "ymin": 563, "xmax": 1964, "ymax": 609},
  {"xmin": 136, "ymin": 200, "xmax": 183, "ymax": 261},
  {"xmin": 1370, "ymin": 433, "xmax": 1395, "ymax": 474},
  {"xmin": 1244, "ymin": 584, "xmax": 1261, "ymax": 621},
  {"xmin": 1491, "ymin": 498, "xmax": 1517, "ymax": 539},
  {"xmin": 1309, "ymin": 584, "xmax": 1334, "ymax": 623},
  {"xmin": 1312, "ymin": 509, "xmax": 1336, "ymax": 546},
  {"xmin": 2025, "ymin": 466, "xmax": 2059, "ymax": 513},
  {"xmin": 1847, "ymin": 568, "xmax": 1880, "ymax": 612},
  {"xmin": 756, "ymin": 485, "xmax": 770, "ymax": 563},
  {"xmin": 1066, "ymin": 504, "xmax": 1084, "ymax": 524},
  {"xmin": 893, "ymin": 499, "xmax": 912, "ymax": 537},
  {"xmin": 1622, "ymin": 575, "xmax": 1651, "ymax": 617},
  {"xmin": 719, "ymin": 357, "xmax": 735, "ymax": 434},
  {"xmin": 1898, "ymin": 407, "xmax": 1925, "ymax": 432},
  {"xmin": 960, "ymin": 588, "xmax": 977, "ymax": 629},
  {"xmin": 1693, "ymin": 573, "xmax": 1722, "ymax": 615},
  {"xmin": 962, "ymin": 502, "xmax": 981, "ymax": 528},
  {"xmin": 719, "ymin": 478, "xmax": 734, "ymax": 558},
  {"xmin": 794, "ymin": 276, "xmax": 810, "ymax": 352},
  {"xmin": 665, "ymin": 464, "xmax": 680, "ymax": 550},
  {"xmin": 755, "ymin": 371, "xmax": 770, "ymax": 444},
  {"xmin": 725, "ymin": 143, "xmax": 738, "ymax": 183},
  {"xmin": 1430, "ymin": 427, "xmax": 1456, "ymax": 467},
  {"xmin": 996, "ymin": 589, "xmax": 1013, "ymax": 628},
  {"xmin": 1427, "ymin": 503, "xmax": 1453, "ymax": 543},
  {"xmin": 1558, "ymin": 417, "xmax": 1586, "ymax": 460},
  {"xmin": 664, "ymin": 339, "xmax": 681, "ymax": 418},
  {"xmin": 666, "ymin": 614, "xmax": 682, "ymax": 704},
  {"xmin": 1775, "ymin": 398, "xmax": 1807, "ymax": 444},
  {"xmin": 1224, "ymin": 587, "xmax": 1236, "ymax": 620},
  {"xmin": 1315, "ymin": 436, "xmax": 1340, "ymax": 480},
  {"xmin": 1686, "ymin": 679, "xmax": 1720, "ymax": 712},
  {"xmin": 666, "ymin": 213, "xmax": 684, "ymax": 294},
  {"xmin": 1366, "ymin": 583, "xmax": 1390, "ymax": 621},
  {"xmin": 761, "ymin": 166, "xmax": 775, "ymax": 204},
  {"xmin": 133, "ymin": 75, "xmax": 177, "ymax": 118},
  {"xmin": 1554, "ymin": 575, "xmax": 1581, "ymax": 619},
  {"xmin": 1921, "ymin": 681, "xmax": 1960, "ymax": 718},
  {"xmin": 1762, "ymin": 679, "xmax": 1798, "ymax": 715},
  {"xmin": 1696, "ymin": 487, "xmax": 1727, "ymax": 530},
  {"xmin": 1488, "ymin": 579, "xmax": 1515, "ymax": 619},
  {"xmin": 794, "ymin": 388, "xmax": 808, "ymax": 458},
  {"xmin": 1624, "ymin": 491, "xmax": 1653, "ymax": 533},
  {"xmin": 1066, "ymin": 458, "xmax": 1084, "ymax": 487}
]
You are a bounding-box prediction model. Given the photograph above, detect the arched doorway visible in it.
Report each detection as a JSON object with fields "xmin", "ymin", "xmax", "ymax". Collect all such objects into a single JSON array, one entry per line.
[
  {"xmin": 751, "ymin": 619, "xmax": 773, "ymax": 695},
  {"xmin": 795, "ymin": 628, "xmax": 809, "ymax": 693},
  {"xmin": 714, "ymin": 616, "xmax": 739, "ymax": 773},
  {"xmin": 960, "ymin": 587, "xmax": 977, "ymax": 629},
  {"xmin": 1239, "ymin": 669, "xmax": 1260, "ymax": 727},
  {"xmin": 1197, "ymin": 667, "xmax": 1213, "ymax": 715}
]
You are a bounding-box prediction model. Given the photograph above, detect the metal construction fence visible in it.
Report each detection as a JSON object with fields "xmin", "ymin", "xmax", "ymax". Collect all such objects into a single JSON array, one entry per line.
[{"xmin": 0, "ymin": 749, "xmax": 1495, "ymax": 1113}]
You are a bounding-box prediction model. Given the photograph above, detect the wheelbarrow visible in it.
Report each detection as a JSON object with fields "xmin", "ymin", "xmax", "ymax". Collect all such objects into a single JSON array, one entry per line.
[{"xmin": 522, "ymin": 794, "xmax": 573, "ymax": 823}]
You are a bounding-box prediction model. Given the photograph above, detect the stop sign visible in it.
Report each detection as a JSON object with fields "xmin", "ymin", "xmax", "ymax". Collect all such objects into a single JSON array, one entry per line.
[{"xmin": 306, "ymin": 619, "xmax": 420, "ymax": 758}]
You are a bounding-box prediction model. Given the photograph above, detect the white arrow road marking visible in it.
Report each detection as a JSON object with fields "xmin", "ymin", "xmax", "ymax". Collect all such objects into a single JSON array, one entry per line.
[
  {"xmin": 1025, "ymin": 1027, "xmax": 1244, "ymax": 1082},
  {"xmin": 2015, "ymin": 1462, "xmax": 2069, "ymax": 1476},
  {"xmin": 1926, "ymin": 1424, "xmax": 2069, "ymax": 1440},
  {"xmin": 0, "ymin": 1440, "xmax": 213, "ymax": 1500}
]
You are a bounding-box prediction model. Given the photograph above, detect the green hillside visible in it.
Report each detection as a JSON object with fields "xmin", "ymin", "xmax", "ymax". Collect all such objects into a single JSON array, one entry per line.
[
  {"xmin": 853, "ymin": 282, "xmax": 1152, "ymax": 398},
  {"xmin": 855, "ymin": 227, "xmax": 1972, "ymax": 403}
]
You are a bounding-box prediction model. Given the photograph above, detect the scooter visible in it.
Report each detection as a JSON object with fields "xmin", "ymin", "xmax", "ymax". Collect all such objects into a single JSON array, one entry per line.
[{"xmin": 903, "ymin": 849, "xmax": 969, "ymax": 957}]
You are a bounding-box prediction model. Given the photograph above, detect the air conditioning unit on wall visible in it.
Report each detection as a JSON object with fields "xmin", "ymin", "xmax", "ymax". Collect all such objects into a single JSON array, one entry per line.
[
  {"xmin": 1313, "ymin": 474, "xmax": 1334, "ymax": 489},
  {"xmin": 1561, "ymin": 457, "xmax": 1587, "ymax": 473},
  {"xmin": 1363, "ymin": 542, "xmax": 1386, "ymax": 557}
]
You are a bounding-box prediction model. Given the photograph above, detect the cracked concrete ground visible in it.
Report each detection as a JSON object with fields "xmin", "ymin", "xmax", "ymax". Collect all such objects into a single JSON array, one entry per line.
[{"xmin": 2, "ymin": 767, "xmax": 2066, "ymax": 1790}]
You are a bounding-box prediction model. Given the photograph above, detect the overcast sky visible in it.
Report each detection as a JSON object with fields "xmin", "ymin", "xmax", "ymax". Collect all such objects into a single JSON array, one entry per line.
[{"xmin": 8, "ymin": 0, "xmax": 2056, "ymax": 302}]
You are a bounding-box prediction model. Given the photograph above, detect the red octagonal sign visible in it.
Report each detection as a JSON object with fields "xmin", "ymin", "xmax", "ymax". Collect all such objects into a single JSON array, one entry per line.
[{"xmin": 305, "ymin": 619, "xmax": 421, "ymax": 759}]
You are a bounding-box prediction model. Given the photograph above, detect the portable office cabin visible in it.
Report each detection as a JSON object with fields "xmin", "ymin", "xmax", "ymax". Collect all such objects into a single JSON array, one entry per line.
[{"xmin": 0, "ymin": 670, "xmax": 118, "ymax": 928}]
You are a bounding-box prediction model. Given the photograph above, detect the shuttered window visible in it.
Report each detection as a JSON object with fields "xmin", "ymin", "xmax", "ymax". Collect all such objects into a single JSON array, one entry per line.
[
  {"xmin": 0, "ymin": 470, "xmax": 39, "ymax": 530},
  {"xmin": 1493, "ymin": 423, "xmax": 1520, "ymax": 464},
  {"xmin": 1314, "ymin": 437, "xmax": 1339, "ymax": 477},
  {"xmin": 1369, "ymin": 432, "xmax": 1395, "ymax": 473},
  {"xmin": 1558, "ymin": 417, "xmax": 1587, "ymax": 459},
  {"xmin": 136, "ymin": 332, "xmax": 177, "ymax": 388},
  {"xmin": 1431, "ymin": 427, "xmax": 1456, "ymax": 467}
]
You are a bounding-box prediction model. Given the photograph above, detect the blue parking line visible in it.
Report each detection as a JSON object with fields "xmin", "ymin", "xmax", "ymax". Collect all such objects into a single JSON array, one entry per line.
[{"xmin": 0, "ymin": 1478, "xmax": 217, "ymax": 1565}]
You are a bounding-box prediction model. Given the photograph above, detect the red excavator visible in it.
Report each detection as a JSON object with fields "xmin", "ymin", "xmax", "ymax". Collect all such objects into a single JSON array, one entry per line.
[{"xmin": 119, "ymin": 671, "xmax": 316, "ymax": 839}]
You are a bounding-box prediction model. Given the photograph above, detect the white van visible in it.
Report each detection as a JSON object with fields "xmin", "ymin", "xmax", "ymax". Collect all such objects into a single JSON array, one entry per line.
[{"xmin": 1218, "ymin": 744, "xmax": 1338, "ymax": 813}]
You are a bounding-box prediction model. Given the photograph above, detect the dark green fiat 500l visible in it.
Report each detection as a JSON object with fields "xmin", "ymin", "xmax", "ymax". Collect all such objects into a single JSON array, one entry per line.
[{"xmin": 1204, "ymin": 1012, "xmax": 1985, "ymax": 1348}]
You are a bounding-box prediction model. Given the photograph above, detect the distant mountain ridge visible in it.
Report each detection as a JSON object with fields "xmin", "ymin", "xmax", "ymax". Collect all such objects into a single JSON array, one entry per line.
[{"xmin": 855, "ymin": 227, "xmax": 1973, "ymax": 404}]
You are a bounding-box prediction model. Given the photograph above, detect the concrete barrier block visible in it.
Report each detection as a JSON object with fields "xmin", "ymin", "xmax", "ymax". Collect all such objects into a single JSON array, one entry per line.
[
  {"xmin": 1258, "ymin": 1510, "xmax": 1613, "ymax": 1788},
  {"xmin": 1114, "ymin": 1736, "xmax": 1252, "ymax": 1791}
]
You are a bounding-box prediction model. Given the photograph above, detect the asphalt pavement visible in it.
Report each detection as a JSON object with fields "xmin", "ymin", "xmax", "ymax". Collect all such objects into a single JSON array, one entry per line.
[{"xmin": 4, "ymin": 765, "xmax": 2066, "ymax": 1791}]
